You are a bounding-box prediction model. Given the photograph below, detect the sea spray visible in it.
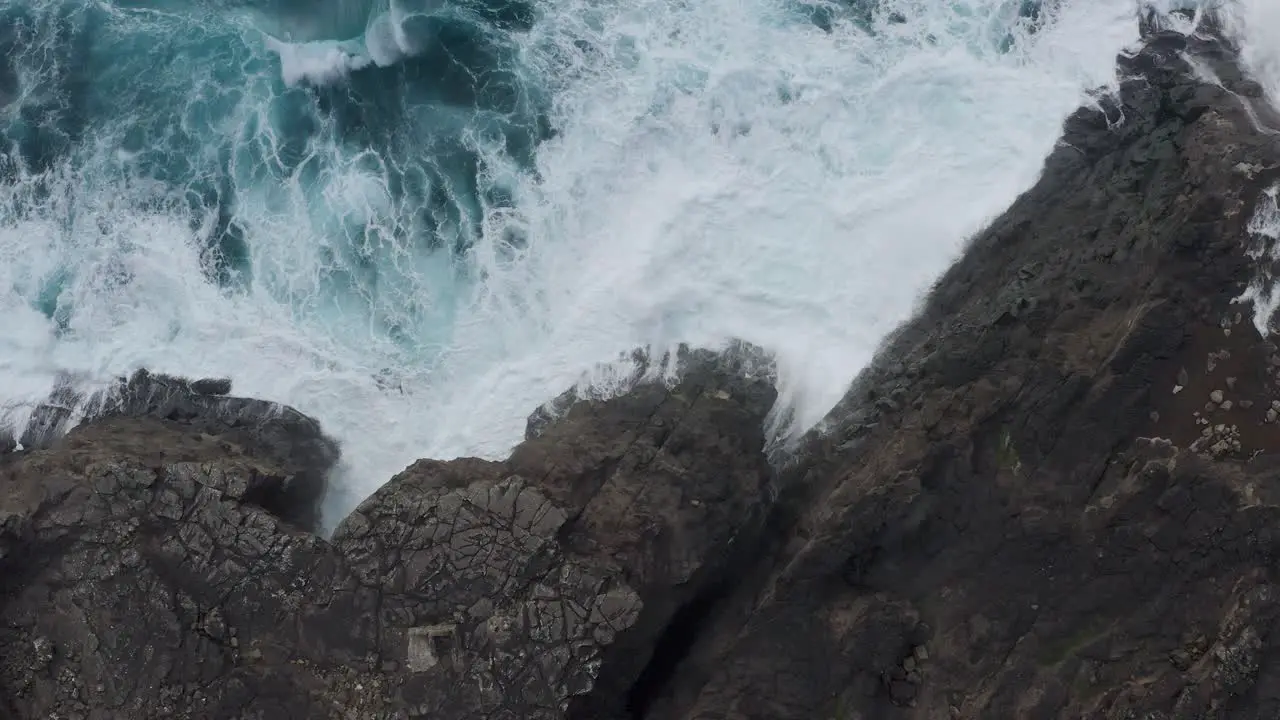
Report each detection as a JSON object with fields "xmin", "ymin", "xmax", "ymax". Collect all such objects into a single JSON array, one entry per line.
[{"xmin": 0, "ymin": 1, "xmax": 1210, "ymax": 529}]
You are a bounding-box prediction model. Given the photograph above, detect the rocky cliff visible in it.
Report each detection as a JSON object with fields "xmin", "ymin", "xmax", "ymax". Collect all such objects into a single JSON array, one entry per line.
[{"xmin": 6, "ymin": 13, "xmax": 1280, "ymax": 720}]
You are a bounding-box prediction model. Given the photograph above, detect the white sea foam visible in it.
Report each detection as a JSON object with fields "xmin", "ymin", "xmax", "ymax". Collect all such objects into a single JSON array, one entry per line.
[
  {"xmin": 1236, "ymin": 185, "xmax": 1280, "ymax": 335},
  {"xmin": 1219, "ymin": 0, "xmax": 1280, "ymax": 103},
  {"xmin": 1197, "ymin": 0, "xmax": 1280, "ymax": 334},
  {"xmin": 0, "ymin": 0, "xmax": 1185, "ymax": 530},
  {"xmin": 265, "ymin": 36, "xmax": 372, "ymax": 86}
]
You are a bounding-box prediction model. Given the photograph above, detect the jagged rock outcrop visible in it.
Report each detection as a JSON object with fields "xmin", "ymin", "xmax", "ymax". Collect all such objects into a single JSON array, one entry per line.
[
  {"xmin": 637, "ymin": 18, "xmax": 1280, "ymax": 720},
  {"xmin": 6, "ymin": 369, "xmax": 338, "ymax": 530},
  {"xmin": 0, "ymin": 351, "xmax": 776, "ymax": 719}
]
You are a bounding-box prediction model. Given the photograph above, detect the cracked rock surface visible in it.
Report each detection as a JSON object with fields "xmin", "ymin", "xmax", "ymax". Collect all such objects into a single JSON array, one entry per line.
[
  {"xmin": 0, "ymin": 350, "xmax": 775, "ymax": 719},
  {"xmin": 637, "ymin": 18, "xmax": 1280, "ymax": 720}
]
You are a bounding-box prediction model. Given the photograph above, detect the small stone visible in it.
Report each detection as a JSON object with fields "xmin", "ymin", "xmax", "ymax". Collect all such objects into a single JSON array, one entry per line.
[
  {"xmin": 1173, "ymin": 385, "xmax": 1184, "ymax": 394},
  {"xmin": 1221, "ymin": 400, "xmax": 1234, "ymax": 411},
  {"xmin": 903, "ymin": 656, "xmax": 916, "ymax": 672},
  {"xmin": 1178, "ymin": 367, "xmax": 1190, "ymax": 386},
  {"xmin": 1203, "ymin": 427, "xmax": 1213, "ymax": 438},
  {"xmin": 1205, "ymin": 402, "xmax": 1217, "ymax": 413},
  {"xmin": 1267, "ymin": 409, "xmax": 1277, "ymax": 423},
  {"xmin": 1225, "ymin": 328, "xmax": 1232, "ymax": 337},
  {"xmin": 1271, "ymin": 400, "xmax": 1280, "ymax": 411},
  {"xmin": 1211, "ymin": 390, "xmax": 1225, "ymax": 404},
  {"xmin": 1227, "ymin": 376, "xmax": 1238, "ymax": 390},
  {"xmin": 913, "ymin": 645, "xmax": 929, "ymax": 662},
  {"xmin": 1149, "ymin": 410, "xmax": 1160, "ymax": 422}
]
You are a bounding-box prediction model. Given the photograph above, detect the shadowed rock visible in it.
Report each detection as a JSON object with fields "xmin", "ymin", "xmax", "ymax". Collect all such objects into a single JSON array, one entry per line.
[
  {"xmin": 11, "ymin": 369, "xmax": 336, "ymax": 531},
  {"xmin": 0, "ymin": 346, "xmax": 776, "ymax": 719},
  {"xmin": 635, "ymin": 16, "xmax": 1280, "ymax": 720}
]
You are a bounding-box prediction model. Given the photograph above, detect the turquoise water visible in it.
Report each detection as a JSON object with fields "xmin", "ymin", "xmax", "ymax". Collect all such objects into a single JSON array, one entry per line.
[
  {"xmin": 0, "ymin": 1, "xmax": 1201, "ymax": 526},
  {"xmin": 1, "ymin": 0, "xmax": 545, "ymax": 358}
]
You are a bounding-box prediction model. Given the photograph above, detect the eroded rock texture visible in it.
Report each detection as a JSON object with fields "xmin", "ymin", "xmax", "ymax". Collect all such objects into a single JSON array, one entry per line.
[
  {"xmin": 640, "ymin": 22, "xmax": 1280, "ymax": 720},
  {"xmin": 0, "ymin": 352, "xmax": 775, "ymax": 719}
]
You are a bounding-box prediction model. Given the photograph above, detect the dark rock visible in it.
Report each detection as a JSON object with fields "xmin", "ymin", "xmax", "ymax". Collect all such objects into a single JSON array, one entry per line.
[
  {"xmin": 0, "ymin": 409, "xmax": 347, "ymax": 719},
  {"xmin": 333, "ymin": 341, "xmax": 777, "ymax": 720},
  {"xmin": 0, "ymin": 347, "xmax": 777, "ymax": 719},
  {"xmin": 632, "ymin": 15, "xmax": 1280, "ymax": 720},
  {"xmin": 189, "ymin": 377, "xmax": 233, "ymax": 396},
  {"xmin": 15, "ymin": 369, "xmax": 338, "ymax": 531}
]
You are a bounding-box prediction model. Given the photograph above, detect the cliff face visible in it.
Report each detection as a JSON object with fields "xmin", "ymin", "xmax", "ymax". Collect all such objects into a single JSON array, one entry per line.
[
  {"xmin": 5, "ymin": 16, "xmax": 1280, "ymax": 720},
  {"xmin": 0, "ymin": 350, "xmax": 778, "ymax": 720},
  {"xmin": 645, "ymin": 24, "xmax": 1280, "ymax": 720}
]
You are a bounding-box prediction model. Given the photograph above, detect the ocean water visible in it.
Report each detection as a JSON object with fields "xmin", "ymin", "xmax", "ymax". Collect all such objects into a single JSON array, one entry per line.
[{"xmin": 0, "ymin": 0, "xmax": 1263, "ymax": 527}]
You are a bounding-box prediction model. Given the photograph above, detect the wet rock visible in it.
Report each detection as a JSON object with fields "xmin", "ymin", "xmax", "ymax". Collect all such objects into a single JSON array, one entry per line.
[
  {"xmin": 0, "ymin": 348, "xmax": 776, "ymax": 720},
  {"xmin": 631, "ymin": 16, "xmax": 1280, "ymax": 720},
  {"xmin": 13, "ymin": 369, "xmax": 338, "ymax": 531}
]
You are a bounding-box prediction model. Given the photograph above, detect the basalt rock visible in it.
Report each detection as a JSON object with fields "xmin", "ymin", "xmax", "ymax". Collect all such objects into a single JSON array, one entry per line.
[
  {"xmin": 638, "ymin": 16, "xmax": 1280, "ymax": 720},
  {"xmin": 0, "ymin": 347, "xmax": 777, "ymax": 719},
  {"xmin": 9, "ymin": 369, "xmax": 338, "ymax": 532}
]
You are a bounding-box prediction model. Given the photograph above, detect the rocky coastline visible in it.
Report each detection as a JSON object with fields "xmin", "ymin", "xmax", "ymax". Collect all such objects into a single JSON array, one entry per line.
[{"xmin": 7, "ymin": 13, "xmax": 1280, "ymax": 720}]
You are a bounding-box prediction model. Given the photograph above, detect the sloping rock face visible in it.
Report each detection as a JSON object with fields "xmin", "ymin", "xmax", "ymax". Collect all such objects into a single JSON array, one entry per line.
[
  {"xmin": 0, "ymin": 371, "xmax": 351, "ymax": 719},
  {"xmin": 5, "ymin": 369, "xmax": 338, "ymax": 530},
  {"xmin": 0, "ymin": 352, "xmax": 775, "ymax": 719},
  {"xmin": 638, "ymin": 20, "xmax": 1280, "ymax": 720},
  {"xmin": 331, "ymin": 347, "xmax": 775, "ymax": 720}
]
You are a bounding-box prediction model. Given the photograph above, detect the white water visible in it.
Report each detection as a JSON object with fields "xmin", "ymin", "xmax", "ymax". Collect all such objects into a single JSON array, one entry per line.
[
  {"xmin": 1212, "ymin": 0, "xmax": 1280, "ymax": 335},
  {"xmin": 1, "ymin": 0, "xmax": 1261, "ymax": 529},
  {"xmin": 1220, "ymin": 0, "xmax": 1280, "ymax": 102}
]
